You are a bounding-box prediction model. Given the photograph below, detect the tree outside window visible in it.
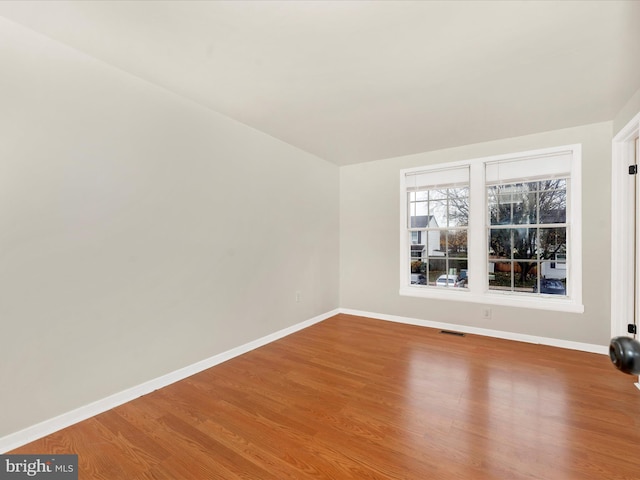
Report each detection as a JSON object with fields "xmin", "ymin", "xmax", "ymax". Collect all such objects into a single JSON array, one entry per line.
[{"xmin": 487, "ymin": 179, "xmax": 568, "ymax": 295}]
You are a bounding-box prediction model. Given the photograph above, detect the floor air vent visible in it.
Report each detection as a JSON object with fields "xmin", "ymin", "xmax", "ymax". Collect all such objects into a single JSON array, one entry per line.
[{"xmin": 439, "ymin": 330, "xmax": 465, "ymax": 337}]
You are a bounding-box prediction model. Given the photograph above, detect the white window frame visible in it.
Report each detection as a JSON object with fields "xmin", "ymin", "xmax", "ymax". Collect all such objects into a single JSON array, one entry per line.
[{"xmin": 399, "ymin": 144, "xmax": 584, "ymax": 313}]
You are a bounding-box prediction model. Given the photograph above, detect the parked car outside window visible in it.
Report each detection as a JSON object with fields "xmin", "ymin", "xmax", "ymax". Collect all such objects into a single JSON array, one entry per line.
[
  {"xmin": 436, "ymin": 274, "xmax": 460, "ymax": 288},
  {"xmin": 411, "ymin": 274, "xmax": 427, "ymax": 285},
  {"xmin": 533, "ymin": 279, "xmax": 566, "ymax": 295}
]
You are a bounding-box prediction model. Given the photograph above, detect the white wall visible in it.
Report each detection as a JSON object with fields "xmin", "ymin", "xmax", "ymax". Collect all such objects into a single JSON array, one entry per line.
[
  {"xmin": 340, "ymin": 122, "xmax": 612, "ymax": 346},
  {"xmin": 0, "ymin": 18, "xmax": 339, "ymax": 438},
  {"xmin": 613, "ymin": 87, "xmax": 640, "ymax": 135}
]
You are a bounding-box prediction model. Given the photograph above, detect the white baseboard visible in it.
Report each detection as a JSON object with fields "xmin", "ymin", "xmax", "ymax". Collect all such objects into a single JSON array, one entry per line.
[
  {"xmin": 0, "ymin": 309, "xmax": 339, "ymax": 453},
  {"xmin": 339, "ymin": 308, "xmax": 609, "ymax": 355}
]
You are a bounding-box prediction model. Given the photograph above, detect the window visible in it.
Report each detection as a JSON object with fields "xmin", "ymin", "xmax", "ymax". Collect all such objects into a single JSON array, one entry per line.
[
  {"xmin": 487, "ymin": 169, "xmax": 568, "ymax": 296},
  {"xmin": 406, "ymin": 166, "xmax": 469, "ymax": 288},
  {"xmin": 400, "ymin": 145, "xmax": 583, "ymax": 313}
]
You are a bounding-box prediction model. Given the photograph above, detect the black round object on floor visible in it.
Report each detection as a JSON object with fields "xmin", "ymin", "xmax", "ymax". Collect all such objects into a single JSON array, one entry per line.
[{"xmin": 609, "ymin": 336, "xmax": 640, "ymax": 375}]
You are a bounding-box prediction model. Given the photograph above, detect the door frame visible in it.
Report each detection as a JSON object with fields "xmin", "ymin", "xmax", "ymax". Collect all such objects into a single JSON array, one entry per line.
[{"xmin": 611, "ymin": 112, "xmax": 640, "ymax": 339}]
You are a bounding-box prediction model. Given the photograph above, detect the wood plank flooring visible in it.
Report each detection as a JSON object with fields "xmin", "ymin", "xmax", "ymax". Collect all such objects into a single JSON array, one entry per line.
[{"xmin": 9, "ymin": 314, "xmax": 640, "ymax": 479}]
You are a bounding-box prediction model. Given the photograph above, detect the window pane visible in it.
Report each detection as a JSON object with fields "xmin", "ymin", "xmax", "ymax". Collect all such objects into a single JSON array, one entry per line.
[
  {"xmin": 538, "ymin": 180, "xmax": 567, "ymax": 223},
  {"xmin": 554, "ymin": 179, "xmax": 567, "ymax": 190},
  {"xmin": 448, "ymin": 259, "xmax": 468, "ymax": 275},
  {"xmin": 488, "ymin": 186, "xmax": 513, "ymax": 225},
  {"xmin": 538, "ymin": 261, "xmax": 567, "ymax": 296},
  {"xmin": 538, "ymin": 227, "xmax": 566, "ymax": 260},
  {"xmin": 425, "ymin": 229, "xmax": 443, "ymax": 256},
  {"xmin": 489, "ymin": 228, "xmax": 511, "ymax": 258},
  {"xmin": 489, "ymin": 261, "xmax": 512, "ymax": 291},
  {"xmin": 512, "ymin": 227, "xmax": 536, "ymax": 260},
  {"xmin": 410, "ymin": 244, "xmax": 423, "ymax": 258},
  {"xmin": 410, "ymin": 260, "xmax": 427, "ymax": 285},
  {"xmin": 449, "ymin": 259, "xmax": 468, "ymax": 288},
  {"xmin": 526, "ymin": 181, "xmax": 540, "ymax": 192},
  {"xmin": 415, "ymin": 190, "xmax": 429, "ymax": 201},
  {"xmin": 448, "ymin": 188, "xmax": 469, "ymax": 227},
  {"xmin": 514, "ymin": 261, "xmax": 537, "ymax": 292},
  {"xmin": 447, "ymin": 230, "xmax": 467, "ymax": 256},
  {"xmin": 415, "ymin": 201, "xmax": 429, "ymax": 216},
  {"xmin": 429, "ymin": 199, "xmax": 447, "ymax": 226},
  {"xmin": 493, "ymin": 195, "xmax": 513, "ymax": 224},
  {"xmin": 488, "ymin": 183, "xmax": 538, "ymax": 225},
  {"xmin": 487, "ymin": 186, "xmax": 498, "ymax": 204},
  {"xmin": 428, "ymin": 258, "xmax": 447, "ymax": 286},
  {"xmin": 409, "ymin": 202, "xmax": 429, "ymax": 229},
  {"xmin": 430, "ymin": 189, "xmax": 447, "ymax": 200},
  {"xmin": 512, "ymin": 188, "xmax": 537, "ymax": 224},
  {"xmin": 488, "ymin": 187, "xmax": 501, "ymax": 225},
  {"xmin": 451, "ymin": 187, "xmax": 469, "ymax": 197},
  {"xmin": 410, "ymin": 259, "xmax": 426, "ymax": 273}
]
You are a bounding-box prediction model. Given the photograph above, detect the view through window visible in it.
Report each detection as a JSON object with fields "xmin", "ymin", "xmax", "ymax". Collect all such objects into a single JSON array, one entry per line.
[
  {"xmin": 400, "ymin": 145, "xmax": 582, "ymax": 311},
  {"xmin": 487, "ymin": 179, "xmax": 568, "ymax": 295}
]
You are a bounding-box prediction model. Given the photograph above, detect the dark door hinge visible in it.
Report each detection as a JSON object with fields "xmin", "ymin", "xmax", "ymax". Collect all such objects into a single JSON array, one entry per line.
[
  {"xmin": 628, "ymin": 324, "xmax": 637, "ymax": 335},
  {"xmin": 629, "ymin": 165, "xmax": 638, "ymax": 175}
]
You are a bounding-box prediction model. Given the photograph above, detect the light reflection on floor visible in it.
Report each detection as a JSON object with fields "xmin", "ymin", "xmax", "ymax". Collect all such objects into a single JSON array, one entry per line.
[{"xmin": 403, "ymin": 341, "xmax": 570, "ymax": 478}]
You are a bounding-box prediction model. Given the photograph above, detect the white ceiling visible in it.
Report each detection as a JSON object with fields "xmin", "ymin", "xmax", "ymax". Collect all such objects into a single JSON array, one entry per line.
[{"xmin": 1, "ymin": 1, "xmax": 639, "ymax": 166}]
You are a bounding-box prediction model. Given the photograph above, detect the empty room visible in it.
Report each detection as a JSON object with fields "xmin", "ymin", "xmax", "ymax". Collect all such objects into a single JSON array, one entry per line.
[{"xmin": 1, "ymin": 1, "xmax": 640, "ymax": 478}]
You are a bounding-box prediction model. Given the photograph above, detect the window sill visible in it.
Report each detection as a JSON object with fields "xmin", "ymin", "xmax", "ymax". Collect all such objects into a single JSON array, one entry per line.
[{"xmin": 399, "ymin": 286, "xmax": 584, "ymax": 313}]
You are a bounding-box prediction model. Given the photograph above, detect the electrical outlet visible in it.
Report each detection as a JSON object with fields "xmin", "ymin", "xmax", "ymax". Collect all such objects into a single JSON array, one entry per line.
[
  {"xmin": 482, "ymin": 307, "xmax": 492, "ymax": 319},
  {"xmin": 295, "ymin": 291, "xmax": 301, "ymax": 303}
]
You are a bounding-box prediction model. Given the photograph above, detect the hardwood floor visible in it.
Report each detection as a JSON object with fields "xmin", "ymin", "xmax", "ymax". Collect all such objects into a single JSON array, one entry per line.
[{"xmin": 10, "ymin": 314, "xmax": 640, "ymax": 479}]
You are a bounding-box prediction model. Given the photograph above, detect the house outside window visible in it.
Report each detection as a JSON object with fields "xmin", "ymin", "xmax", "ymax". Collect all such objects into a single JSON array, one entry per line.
[{"xmin": 400, "ymin": 145, "xmax": 583, "ymax": 313}]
